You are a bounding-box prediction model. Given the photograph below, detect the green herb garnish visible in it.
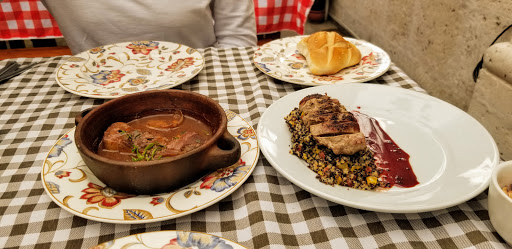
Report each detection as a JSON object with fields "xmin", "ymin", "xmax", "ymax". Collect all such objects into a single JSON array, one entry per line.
[
  {"xmin": 119, "ymin": 130, "xmax": 132, "ymax": 140},
  {"xmin": 131, "ymin": 143, "xmax": 164, "ymax": 161},
  {"xmin": 119, "ymin": 130, "xmax": 140, "ymax": 141}
]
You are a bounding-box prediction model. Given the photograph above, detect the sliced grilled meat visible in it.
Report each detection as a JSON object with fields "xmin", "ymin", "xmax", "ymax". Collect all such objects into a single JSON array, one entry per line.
[
  {"xmin": 297, "ymin": 93, "xmax": 367, "ymax": 155},
  {"xmin": 299, "ymin": 94, "xmax": 345, "ymax": 114},
  {"xmin": 310, "ymin": 120, "xmax": 360, "ymax": 137},
  {"xmin": 299, "ymin": 93, "xmax": 329, "ymax": 108},
  {"xmin": 314, "ymin": 133, "xmax": 367, "ymax": 155},
  {"xmin": 304, "ymin": 112, "xmax": 357, "ymax": 127},
  {"xmin": 301, "ymin": 103, "xmax": 346, "ymax": 125}
]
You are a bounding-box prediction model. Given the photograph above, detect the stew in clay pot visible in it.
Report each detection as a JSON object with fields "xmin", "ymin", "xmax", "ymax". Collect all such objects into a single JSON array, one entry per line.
[{"xmin": 98, "ymin": 110, "xmax": 213, "ymax": 162}]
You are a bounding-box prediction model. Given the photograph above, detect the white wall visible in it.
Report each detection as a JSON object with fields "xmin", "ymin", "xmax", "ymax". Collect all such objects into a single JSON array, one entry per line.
[{"xmin": 329, "ymin": 0, "xmax": 512, "ymax": 110}]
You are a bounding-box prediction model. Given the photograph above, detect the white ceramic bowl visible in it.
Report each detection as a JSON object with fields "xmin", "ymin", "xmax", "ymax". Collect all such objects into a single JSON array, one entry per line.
[{"xmin": 488, "ymin": 160, "xmax": 512, "ymax": 245}]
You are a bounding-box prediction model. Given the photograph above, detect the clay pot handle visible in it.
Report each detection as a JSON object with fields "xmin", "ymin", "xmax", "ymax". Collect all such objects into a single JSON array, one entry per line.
[
  {"xmin": 203, "ymin": 131, "xmax": 241, "ymax": 170},
  {"xmin": 75, "ymin": 107, "xmax": 94, "ymax": 126}
]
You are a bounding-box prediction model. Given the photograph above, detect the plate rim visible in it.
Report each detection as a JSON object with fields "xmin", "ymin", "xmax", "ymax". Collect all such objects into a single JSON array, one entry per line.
[
  {"xmin": 41, "ymin": 111, "xmax": 259, "ymax": 224},
  {"xmin": 96, "ymin": 230, "xmax": 249, "ymax": 249},
  {"xmin": 55, "ymin": 40, "xmax": 205, "ymax": 99},
  {"xmin": 253, "ymin": 36, "xmax": 391, "ymax": 86},
  {"xmin": 257, "ymin": 83, "xmax": 500, "ymax": 213}
]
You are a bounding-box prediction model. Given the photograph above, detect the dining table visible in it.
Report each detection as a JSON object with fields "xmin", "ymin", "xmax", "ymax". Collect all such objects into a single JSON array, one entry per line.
[{"xmin": 0, "ymin": 45, "xmax": 509, "ymax": 249}]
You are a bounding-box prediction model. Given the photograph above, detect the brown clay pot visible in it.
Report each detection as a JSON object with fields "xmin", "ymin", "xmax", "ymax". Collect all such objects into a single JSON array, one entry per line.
[{"xmin": 74, "ymin": 90, "xmax": 241, "ymax": 195}]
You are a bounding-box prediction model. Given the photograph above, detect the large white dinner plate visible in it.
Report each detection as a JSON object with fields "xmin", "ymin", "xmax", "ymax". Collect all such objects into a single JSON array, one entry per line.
[
  {"xmin": 56, "ymin": 41, "xmax": 204, "ymax": 99},
  {"xmin": 95, "ymin": 230, "xmax": 247, "ymax": 249},
  {"xmin": 41, "ymin": 110, "xmax": 259, "ymax": 224},
  {"xmin": 253, "ymin": 36, "xmax": 391, "ymax": 85},
  {"xmin": 257, "ymin": 84, "xmax": 499, "ymax": 213}
]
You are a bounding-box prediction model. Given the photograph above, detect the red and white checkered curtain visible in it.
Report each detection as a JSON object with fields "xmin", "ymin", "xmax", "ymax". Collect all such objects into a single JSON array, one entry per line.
[
  {"xmin": 0, "ymin": 0, "xmax": 62, "ymax": 40},
  {"xmin": 254, "ymin": 0, "xmax": 314, "ymax": 35}
]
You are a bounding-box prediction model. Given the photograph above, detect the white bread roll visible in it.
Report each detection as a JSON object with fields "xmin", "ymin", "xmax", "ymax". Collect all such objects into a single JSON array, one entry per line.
[{"xmin": 297, "ymin": 31, "xmax": 361, "ymax": 75}]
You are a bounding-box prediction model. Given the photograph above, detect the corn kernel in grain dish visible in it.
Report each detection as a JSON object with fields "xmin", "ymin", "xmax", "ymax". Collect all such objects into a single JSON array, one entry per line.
[{"xmin": 284, "ymin": 94, "xmax": 390, "ymax": 190}]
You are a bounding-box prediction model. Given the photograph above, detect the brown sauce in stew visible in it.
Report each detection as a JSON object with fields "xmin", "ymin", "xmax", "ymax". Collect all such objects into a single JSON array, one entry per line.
[
  {"xmin": 353, "ymin": 111, "xmax": 419, "ymax": 188},
  {"xmin": 98, "ymin": 113, "xmax": 212, "ymax": 162}
]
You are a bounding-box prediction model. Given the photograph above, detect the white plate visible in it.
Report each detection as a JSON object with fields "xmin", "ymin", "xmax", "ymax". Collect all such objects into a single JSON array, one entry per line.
[
  {"xmin": 42, "ymin": 110, "xmax": 259, "ymax": 224},
  {"xmin": 253, "ymin": 36, "xmax": 391, "ymax": 85},
  {"xmin": 56, "ymin": 41, "xmax": 204, "ymax": 99},
  {"xmin": 257, "ymin": 84, "xmax": 499, "ymax": 213},
  {"xmin": 95, "ymin": 230, "xmax": 247, "ymax": 249}
]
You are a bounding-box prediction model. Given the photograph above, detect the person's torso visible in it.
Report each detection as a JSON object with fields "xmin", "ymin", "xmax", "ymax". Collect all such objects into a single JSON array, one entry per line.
[{"xmin": 42, "ymin": 0, "xmax": 216, "ymax": 53}]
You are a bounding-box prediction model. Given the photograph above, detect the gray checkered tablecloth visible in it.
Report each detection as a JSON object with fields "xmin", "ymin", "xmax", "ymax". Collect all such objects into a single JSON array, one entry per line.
[{"xmin": 0, "ymin": 47, "xmax": 509, "ymax": 249}]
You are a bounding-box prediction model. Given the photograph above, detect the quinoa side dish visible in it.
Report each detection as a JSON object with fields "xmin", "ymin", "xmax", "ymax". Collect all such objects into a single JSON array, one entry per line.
[{"xmin": 285, "ymin": 93, "xmax": 391, "ymax": 190}]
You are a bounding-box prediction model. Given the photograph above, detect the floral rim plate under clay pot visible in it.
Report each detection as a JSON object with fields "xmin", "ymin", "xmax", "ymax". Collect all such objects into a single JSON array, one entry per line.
[{"xmin": 41, "ymin": 110, "xmax": 259, "ymax": 224}]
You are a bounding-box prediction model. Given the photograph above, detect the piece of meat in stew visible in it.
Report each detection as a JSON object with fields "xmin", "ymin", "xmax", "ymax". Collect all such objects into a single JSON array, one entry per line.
[{"xmin": 98, "ymin": 112, "xmax": 212, "ymax": 162}]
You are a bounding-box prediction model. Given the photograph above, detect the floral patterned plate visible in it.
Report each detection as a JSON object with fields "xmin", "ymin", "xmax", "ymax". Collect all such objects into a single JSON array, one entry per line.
[
  {"xmin": 41, "ymin": 110, "xmax": 259, "ymax": 224},
  {"xmin": 253, "ymin": 36, "xmax": 391, "ymax": 85},
  {"xmin": 92, "ymin": 230, "xmax": 247, "ymax": 249},
  {"xmin": 56, "ymin": 41, "xmax": 204, "ymax": 99}
]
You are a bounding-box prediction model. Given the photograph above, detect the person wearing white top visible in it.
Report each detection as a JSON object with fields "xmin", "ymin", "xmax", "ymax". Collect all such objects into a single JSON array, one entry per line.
[{"xmin": 41, "ymin": 0, "xmax": 258, "ymax": 54}]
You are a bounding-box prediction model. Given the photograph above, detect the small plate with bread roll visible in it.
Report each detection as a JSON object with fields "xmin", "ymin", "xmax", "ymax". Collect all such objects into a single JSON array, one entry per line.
[{"xmin": 253, "ymin": 31, "xmax": 391, "ymax": 85}]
